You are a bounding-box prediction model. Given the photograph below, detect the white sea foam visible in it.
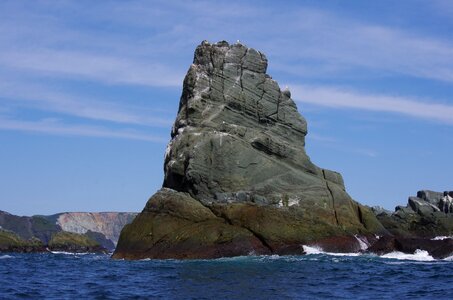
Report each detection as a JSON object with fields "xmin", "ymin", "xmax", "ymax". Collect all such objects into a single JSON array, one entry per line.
[
  {"xmin": 50, "ymin": 251, "xmax": 89, "ymax": 255},
  {"xmin": 432, "ymin": 236, "xmax": 453, "ymax": 240},
  {"xmin": 302, "ymin": 245, "xmax": 323, "ymax": 255},
  {"xmin": 302, "ymin": 245, "xmax": 360, "ymax": 257},
  {"xmin": 0, "ymin": 255, "xmax": 13, "ymax": 259},
  {"xmin": 354, "ymin": 235, "xmax": 369, "ymax": 251},
  {"xmin": 443, "ymin": 254, "xmax": 453, "ymax": 261},
  {"xmin": 381, "ymin": 249, "xmax": 435, "ymax": 261}
]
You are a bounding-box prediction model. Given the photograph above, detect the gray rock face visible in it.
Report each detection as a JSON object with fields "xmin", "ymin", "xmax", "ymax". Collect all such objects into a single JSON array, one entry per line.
[{"xmin": 163, "ymin": 41, "xmax": 355, "ymax": 216}]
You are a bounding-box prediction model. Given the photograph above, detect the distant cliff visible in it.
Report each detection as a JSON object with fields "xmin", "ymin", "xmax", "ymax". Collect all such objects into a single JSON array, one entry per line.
[
  {"xmin": 0, "ymin": 211, "xmax": 137, "ymax": 251},
  {"xmin": 55, "ymin": 212, "xmax": 137, "ymax": 245}
]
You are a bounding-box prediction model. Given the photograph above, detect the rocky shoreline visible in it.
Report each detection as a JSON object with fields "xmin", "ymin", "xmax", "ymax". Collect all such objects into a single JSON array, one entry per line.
[{"xmin": 0, "ymin": 211, "xmax": 136, "ymax": 253}]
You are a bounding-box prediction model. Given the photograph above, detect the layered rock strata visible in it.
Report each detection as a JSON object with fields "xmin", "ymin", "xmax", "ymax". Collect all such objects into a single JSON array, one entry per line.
[{"xmin": 113, "ymin": 41, "xmax": 386, "ymax": 260}]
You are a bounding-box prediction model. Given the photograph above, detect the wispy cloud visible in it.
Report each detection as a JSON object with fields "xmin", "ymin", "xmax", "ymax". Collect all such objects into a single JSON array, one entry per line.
[
  {"xmin": 260, "ymin": 8, "xmax": 453, "ymax": 83},
  {"xmin": 291, "ymin": 85, "xmax": 453, "ymax": 125},
  {"xmin": 0, "ymin": 78, "xmax": 174, "ymax": 127},
  {"xmin": 0, "ymin": 116, "xmax": 166, "ymax": 142},
  {"xmin": 2, "ymin": 1, "xmax": 453, "ymax": 86},
  {"xmin": 0, "ymin": 50, "xmax": 184, "ymax": 87},
  {"xmin": 0, "ymin": 0, "xmax": 452, "ymax": 135}
]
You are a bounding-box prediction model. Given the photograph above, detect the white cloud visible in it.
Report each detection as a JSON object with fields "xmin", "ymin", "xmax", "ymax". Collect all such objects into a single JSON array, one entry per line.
[
  {"xmin": 258, "ymin": 8, "xmax": 453, "ymax": 83},
  {"xmin": 0, "ymin": 117, "xmax": 166, "ymax": 142},
  {"xmin": 291, "ymin": 84, "xmax": 453, "ymax": 125}
]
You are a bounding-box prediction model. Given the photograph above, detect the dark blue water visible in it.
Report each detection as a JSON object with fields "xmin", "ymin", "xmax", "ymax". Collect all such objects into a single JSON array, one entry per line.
[{"xmin": 1, "ymin": 252, "xmax": 453, "ymax": 299}]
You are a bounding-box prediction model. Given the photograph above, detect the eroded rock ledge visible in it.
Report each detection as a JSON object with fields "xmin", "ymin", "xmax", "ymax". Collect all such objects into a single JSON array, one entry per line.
[{"xmin": 113, "ymin": 41, "xmax": 387, "ymax": 260}]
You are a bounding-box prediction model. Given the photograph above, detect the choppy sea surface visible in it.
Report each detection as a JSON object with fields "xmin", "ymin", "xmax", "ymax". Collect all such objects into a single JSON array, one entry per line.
[{"xmin": 1, "ymin": 248, "xmax": 453, "ymax": 299}]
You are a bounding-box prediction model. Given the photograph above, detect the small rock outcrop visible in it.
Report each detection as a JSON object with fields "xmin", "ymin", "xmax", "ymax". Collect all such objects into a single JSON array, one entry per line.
[
  {"xmin": 374, "ymin": 190, "xmax": 453, "ymax": 238},
  {"xmin": 0, "ymin": 228, "xmax": 107, "ymax": 254},
  {"xmin": 368, "ymin": 190, "xmax": 453, "ymax": 258},
  {"xmin": 113, "ymin": 41, "xmax": 386, "ymax": 260},
  {"xmin": 0, "ymin": 229, "xmax": 46, "ymax": 253},
  {"xmin": 47, "ymin": 231, "xmax": 107, "ymax": 253}
]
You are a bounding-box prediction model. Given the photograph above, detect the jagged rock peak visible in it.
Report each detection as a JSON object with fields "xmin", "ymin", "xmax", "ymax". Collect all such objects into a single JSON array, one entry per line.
[
  {"xmin": 170, "ymin": 40, "xmax": 307, "ymax": 139},
  {"xmin": 162, "ymin": 40, "xmax": 358, "ymax": 213}
]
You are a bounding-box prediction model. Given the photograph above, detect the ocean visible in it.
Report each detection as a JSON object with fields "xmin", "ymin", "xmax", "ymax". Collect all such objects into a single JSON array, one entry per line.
[{"xmin": 1, "ymin": 249, "xmax": 453, "ymax": 299}]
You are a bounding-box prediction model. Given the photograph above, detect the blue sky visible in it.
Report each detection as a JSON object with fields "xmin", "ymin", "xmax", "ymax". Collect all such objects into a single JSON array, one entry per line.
[{"xmin": 1, "ymin": 0, "xmax": 453, "ymax": 216}]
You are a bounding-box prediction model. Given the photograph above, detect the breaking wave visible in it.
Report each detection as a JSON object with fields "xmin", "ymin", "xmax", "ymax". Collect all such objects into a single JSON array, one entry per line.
[
  {"xmin": 301, "ymin": 245, "xmax": 453, "ymax": 262},
  {"xmin": 50, "ymin": 251, "xmax": 89, "ymax": 255},
  {"xmin": 381, "ymin": 250, "xmax": 435, "ymax": 261},
  {"xmin": 431, "ymin": 236, "xmax": 453, "ymax": 240}
]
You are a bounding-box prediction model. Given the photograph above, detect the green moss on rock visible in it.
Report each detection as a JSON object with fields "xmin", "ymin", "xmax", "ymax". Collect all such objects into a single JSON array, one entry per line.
[
  {"xmin": 0, "ymin": 229, "xmax": 44, "ymax": 252},
  {"xmin": 49, "ymin": 232, "xmax": 105, "ymax": 253}
]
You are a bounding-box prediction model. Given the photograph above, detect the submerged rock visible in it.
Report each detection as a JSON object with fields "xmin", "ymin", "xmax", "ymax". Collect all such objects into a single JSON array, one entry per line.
[{"xmin": 113, "ymin": 41, "xmax": 386, "ymax": 260}]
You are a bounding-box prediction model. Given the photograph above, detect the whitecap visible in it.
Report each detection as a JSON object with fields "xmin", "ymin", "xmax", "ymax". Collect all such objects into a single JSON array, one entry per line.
[
  {"xmin": 381, "ymin": 249, "xmax": 435, "ymax": 261},
  {"xmin": 302, "ymin": 245, "xmax": 360, "ymax": 257},
  {"xmin": 50, "ymin": 251, "xmax": 89, "ymax": 255},
  {"xmin": 139, "ymin": 258, "xmax": 152, "ymax": 261},
  {"xmin": 0, "ymin": 255, "xmax": 13, "ymax": 259},
  {"xmin": 432, "ymin": 236, "xmax": 453, "ymax": 240}
]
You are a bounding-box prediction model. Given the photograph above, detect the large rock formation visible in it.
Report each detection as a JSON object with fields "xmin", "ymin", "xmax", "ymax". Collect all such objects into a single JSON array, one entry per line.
[{"xmin": 113, "ymin": 41, "xmax": 386, "ymax": 260}]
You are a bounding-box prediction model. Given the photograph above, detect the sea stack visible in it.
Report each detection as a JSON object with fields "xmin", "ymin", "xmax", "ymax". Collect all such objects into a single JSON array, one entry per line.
[{"xmin": 113, "ymin": 41, "xmax": 386, "ymax": 259}]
